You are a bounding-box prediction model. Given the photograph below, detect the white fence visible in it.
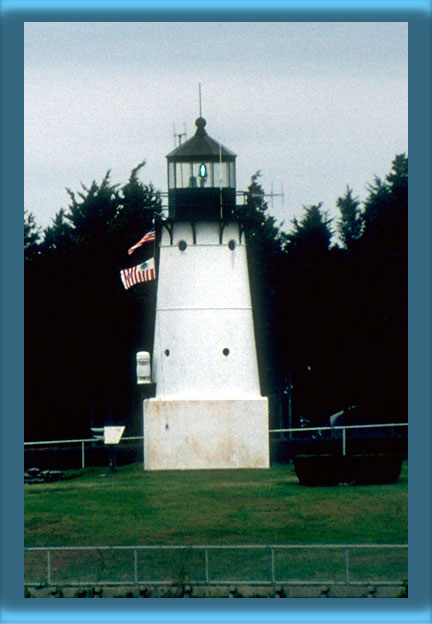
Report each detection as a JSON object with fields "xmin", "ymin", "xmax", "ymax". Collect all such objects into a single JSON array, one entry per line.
[
  {"xmin": 24, "ymin": 436, "xmax": 143, "ymax": 469},
  {"xmin": 24, "ymin": 423, "xmax": 407, "ymax": 469},
  {"xmin": 270, "ymin": 422, "xmax": 408, "ymax": 456},
  {"xmin": 24, "ymin": 543, "xmax": 408, "ymax": 587}
]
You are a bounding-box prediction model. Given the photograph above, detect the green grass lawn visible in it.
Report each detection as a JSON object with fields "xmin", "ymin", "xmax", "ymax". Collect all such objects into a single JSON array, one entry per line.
[{"xmin": 25, "ymin": 461, "xmax": 407, "ymax": 547}]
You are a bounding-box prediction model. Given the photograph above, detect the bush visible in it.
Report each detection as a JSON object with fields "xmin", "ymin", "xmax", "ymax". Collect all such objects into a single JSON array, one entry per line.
[
  {"xmin": 293, "ymin": 454, "xmax": 403, "ymax": 486},
  {"xmin": 293, "ymin": 456, "xmax": 342, "ymax": 486}
]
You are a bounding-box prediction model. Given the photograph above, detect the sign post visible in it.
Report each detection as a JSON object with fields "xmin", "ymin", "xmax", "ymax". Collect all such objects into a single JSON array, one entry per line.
[{"xmin": 91, "ymin": 426, "xmax": 125, "ymax": 473}]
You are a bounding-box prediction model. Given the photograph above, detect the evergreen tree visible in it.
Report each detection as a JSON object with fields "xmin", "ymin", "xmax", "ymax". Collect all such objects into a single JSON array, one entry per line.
[
  {"xmin": 42, "ymin": 209, "xmax": 72, "ymax": 252},
  {"xmin": 236, "ymin": 171, "xmax": 281, "ymax": 247},
  {"xmin": 65, "ymin": 172, "xmax": 119, "ymax": 240},
  {"xmin": 281, "ymin": 204, "xmax": 336, "ymax": 424},
  {"xmin": 285, "ymin": 203, "xmax": 333, "ymax": 258},
  {"xmin": 24, "ymin": 209, "xmax": 41, "ymax": 263},
  {"xmin": 25, "ymin": 165, "xmax": 161, "ymax": 441},
  {"xmin": 355, "ymin": 154, "xmax": 408, "ymax": 423},
  {"xmin": 113, "ymin": 161, "xmax": 161, "ymax": 249},
  {"xmin": 336, "ymin": 186, "xmax": 363, "ymax": 250},
  {"xmin": 362, "ymin": 154, "xmax": 407, "ymax": 255},
  {"xmin": 236, "ymin": 172, "xmax": 286, "ymax": 426}
]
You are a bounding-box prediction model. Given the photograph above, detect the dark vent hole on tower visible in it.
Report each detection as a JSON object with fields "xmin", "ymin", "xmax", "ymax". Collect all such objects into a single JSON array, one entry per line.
[
  {"xmin": 178, "ymin": 240, "xmax": 187, "ymax": 252},
  {"xmin": 223, "ymin": 348, "xmax": 230, "ymax": 356},
  {"xmin": 228, "ymin": 240, "xmax": 236, "ymax": 251},
  {"xmin": 165, "ymin": 349, "xmax": 170, "ymax": 357}
]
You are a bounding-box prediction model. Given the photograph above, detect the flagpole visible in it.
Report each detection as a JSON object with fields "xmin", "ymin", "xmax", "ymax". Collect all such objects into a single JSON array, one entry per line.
[{"xmin": 219, "ymin": 141, "xmax": 223, "ymax": 221}]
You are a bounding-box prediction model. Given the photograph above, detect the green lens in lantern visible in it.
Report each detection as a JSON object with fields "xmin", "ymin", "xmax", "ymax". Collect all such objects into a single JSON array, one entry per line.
[{"xmin": 199, "ymin": 164, "xmax": 207, "ymax": 177}]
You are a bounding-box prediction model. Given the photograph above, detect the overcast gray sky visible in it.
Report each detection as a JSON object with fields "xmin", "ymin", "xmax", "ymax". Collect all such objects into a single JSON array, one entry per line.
[{"xmin": 24, "ymin": 21, "xmax": 408, "ymax": 231}]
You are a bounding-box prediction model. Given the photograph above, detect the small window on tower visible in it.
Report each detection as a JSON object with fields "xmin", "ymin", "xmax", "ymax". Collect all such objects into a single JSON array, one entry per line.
[
  {"xmin": 223, "ymin": 348, "xmax": 230, "ymax": 356},
  {"xmin": 165, "ymin": 349, "xmax": 170, "ymax": 357},
  {"xmin": 178, "ymin": 240, "xmax": 187, "ymax": 252},
  {"xmin": 228, "ymin": 240, "xmax": 236, "ymax": 251}
]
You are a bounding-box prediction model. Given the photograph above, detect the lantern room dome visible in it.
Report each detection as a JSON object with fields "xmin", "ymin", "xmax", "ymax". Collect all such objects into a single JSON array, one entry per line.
[{"xmin": 166, "ymin": 117, "xmax": 237, "ymax": 161}]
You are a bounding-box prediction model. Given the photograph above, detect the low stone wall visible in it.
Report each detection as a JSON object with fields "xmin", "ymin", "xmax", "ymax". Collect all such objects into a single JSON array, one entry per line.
[{"xmin": 25, "ymin": 582, "xmax": 407, "ymax": 599}]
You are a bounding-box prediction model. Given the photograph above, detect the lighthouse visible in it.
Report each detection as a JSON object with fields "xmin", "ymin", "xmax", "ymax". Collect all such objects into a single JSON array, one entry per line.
[{"xmin": 143, "ymin": 116, "xmax": 269, "ymax": 470}]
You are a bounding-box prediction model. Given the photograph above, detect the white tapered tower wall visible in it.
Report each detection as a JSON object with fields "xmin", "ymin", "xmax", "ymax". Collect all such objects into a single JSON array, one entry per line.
[
  {"xmin": 144, "ymin": 220, "xmax": 269, "ymax": 470},
  {"xmin": 152, "ymin": 221, "xmax": 260, "ymax": 399}
]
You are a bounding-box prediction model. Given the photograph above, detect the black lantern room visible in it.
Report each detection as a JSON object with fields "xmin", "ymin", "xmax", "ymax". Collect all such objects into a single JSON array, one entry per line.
[{"xmin": 166, "ymin": 117, "xmax": 236, "ymax": 221}]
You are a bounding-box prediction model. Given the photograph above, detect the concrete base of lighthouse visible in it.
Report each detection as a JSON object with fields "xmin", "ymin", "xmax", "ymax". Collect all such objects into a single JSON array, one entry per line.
[{"xmin": 143, "ymin": 397, "xmax": 269, "ymax": 470}]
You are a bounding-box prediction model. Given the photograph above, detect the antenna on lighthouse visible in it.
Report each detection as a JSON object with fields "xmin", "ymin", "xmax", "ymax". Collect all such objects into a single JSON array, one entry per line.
[
  {"xmin": 268, "ymin": 182, "xmax": 285, "ymax": 209},
  {"xmin": 173, "ymin": 123, "xmax": 186, "ymax": 147}
]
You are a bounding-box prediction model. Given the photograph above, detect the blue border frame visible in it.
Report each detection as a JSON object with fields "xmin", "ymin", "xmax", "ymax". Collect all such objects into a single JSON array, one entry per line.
[{"xmin": 2, "ymin": 1, "xmax": 431, "ymax": 622}]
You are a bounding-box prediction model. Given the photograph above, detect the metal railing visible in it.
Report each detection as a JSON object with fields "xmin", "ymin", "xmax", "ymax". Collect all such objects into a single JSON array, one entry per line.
[
  {"xmin": 24, "ymin": 423, "xmax": 407, "ymax": 469},
  {"xmin": 24, "ymin": 436, "xmax": 144, "ymax": 469},
  {"xmin": 24, "ymin": 543, "xmax": 407, "ymax": 587},
  {"xmin": 269, "ymin": 422, "xmax": 408, "ymax": 456}
]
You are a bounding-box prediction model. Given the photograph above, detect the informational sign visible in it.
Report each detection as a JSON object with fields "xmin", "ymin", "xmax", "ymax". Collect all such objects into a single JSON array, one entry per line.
[{"xmin": 103, "ymin": 426, "xmax": 125, "ymax": 445}]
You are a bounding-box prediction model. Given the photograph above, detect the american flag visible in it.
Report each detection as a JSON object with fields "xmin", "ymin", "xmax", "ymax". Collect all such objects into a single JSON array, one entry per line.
[
  {"xmin": 127, "ymin": 229, "xmax": 156, "ymax": 255},
  {"xmin": 120, "ymin": 258, "xmax": 156, "ymax": 290}
]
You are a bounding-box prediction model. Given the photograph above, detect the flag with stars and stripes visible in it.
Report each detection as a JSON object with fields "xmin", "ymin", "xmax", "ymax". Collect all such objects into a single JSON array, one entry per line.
[
  {"xmin": 127, "ymin": 229, "xmax": 156, "ymax": 255},
  {"xmin": 120, "ymin": 258, "xmax": 156, "ymax": 290}
]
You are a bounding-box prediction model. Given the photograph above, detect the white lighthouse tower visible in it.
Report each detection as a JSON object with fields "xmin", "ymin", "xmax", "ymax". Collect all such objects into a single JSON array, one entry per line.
[{"xmin": 143, "ymin": 116, "xmax": 269, "ymax": 470}]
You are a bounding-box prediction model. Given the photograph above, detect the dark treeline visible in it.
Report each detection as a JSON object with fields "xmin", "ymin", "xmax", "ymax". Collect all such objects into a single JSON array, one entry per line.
[
  {"xmin": 24, "ymin": 155, "xmax": 407, "ymax": 441},
  {"xmin": 25, "ymin": 163, "xmax": 161, "ymax": 440}
]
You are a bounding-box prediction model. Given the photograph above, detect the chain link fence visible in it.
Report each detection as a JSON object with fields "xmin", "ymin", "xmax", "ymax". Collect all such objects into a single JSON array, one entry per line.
[{"xmin": 25, "ymin": 543, "xmax": 407, "ymax": 587}]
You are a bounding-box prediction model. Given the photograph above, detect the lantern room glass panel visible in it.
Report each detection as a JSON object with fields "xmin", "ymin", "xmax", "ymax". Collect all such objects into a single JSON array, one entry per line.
[
  {"xmin": 229, "ymin": 161, "xmax": 236, "ymax": 188},
  {"xmin": 168, "ymin": 162, "xmax": 175, "ymax": 189},
  {"xmin": 213, "ymin": 162, "xmax": 232, "ymax": 188},
  {"xmin": 174, "ymin": 162, "xmax": 189, "ymax": 188}
]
